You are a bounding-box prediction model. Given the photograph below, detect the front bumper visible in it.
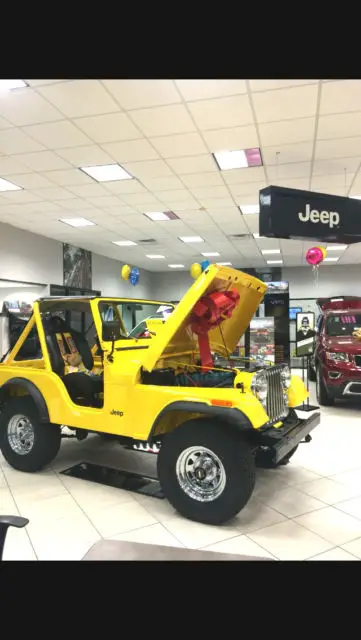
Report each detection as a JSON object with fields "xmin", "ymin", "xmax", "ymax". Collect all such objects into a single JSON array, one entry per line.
[{"xmin": 254, "ymin": 410, "xmax": 320, "ymax": 465}]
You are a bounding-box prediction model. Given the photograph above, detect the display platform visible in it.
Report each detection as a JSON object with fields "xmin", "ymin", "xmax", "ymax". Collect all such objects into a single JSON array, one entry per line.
[{"xmin": 61, "ymin": 462, "xmax": 164, "ymax": 499}]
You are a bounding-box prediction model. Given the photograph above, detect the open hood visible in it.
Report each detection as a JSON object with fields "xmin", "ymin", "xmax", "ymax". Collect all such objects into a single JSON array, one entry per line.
[
  {"xmin": 317, "ymin": 296, "xmax": 361, "ymax": 312},
  {"xmin": 142, "ymin": 265, "xmax": 267, "ymax": 372}
]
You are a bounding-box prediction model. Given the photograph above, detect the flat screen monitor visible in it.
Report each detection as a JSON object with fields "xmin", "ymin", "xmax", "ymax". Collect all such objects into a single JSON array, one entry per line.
[{"xmin": 289, "ymin": 307, "xmax": 302, "ymax": 320}]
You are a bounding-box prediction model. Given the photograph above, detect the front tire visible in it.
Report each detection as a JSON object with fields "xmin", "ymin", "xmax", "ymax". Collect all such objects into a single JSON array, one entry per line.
[
  {"xmin": 0, "ymin": 396, "xmax": 61, "ymax": 472},
  {"xmin": 157, "ymin": 418, "xmax": 256, "ymax": 525},
  {"xmin": 316, "ymin": 366, "xmax": 334, "ymax": 406}
]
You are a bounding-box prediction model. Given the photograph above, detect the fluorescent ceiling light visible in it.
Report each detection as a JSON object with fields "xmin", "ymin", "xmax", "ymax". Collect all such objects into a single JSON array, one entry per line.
[
  {"xmin": 59, "ymin": 218, "xmax": 95, "ymax": 228},
  {"xmin": 213, "ymin": 147, "xmax": 263, "ymax": 171},
  {"xmin": 218, "ymin": 262, "xmax": 232, "ymax": 266},
  {"xmin": 80, "ymin": 163, "xmax": 133, "ymax": 182},
  {"xmin": 253, "ymin": 233, "xmax": 260, "ymax": 239},
  {"xmin": 168, "ymin": 264, "xmax": 185, "ymax": 268},
  {"xmin": 351, "ymin": 195, "xmax": 361, "ymax": 200},
  {"xmin": 146, "ymin": 254, "xmax": 165, "ymax": 259},
  {"xmin": 112, "ymin": 240, "xmax": 137, "ymax": 247},
  {"xmin": 239, "ymin": 205, "xmax": 260, "ymax": 215},
  {"xmin": 266, "ymin": 260, "xmax": 283, "ymax": 264},
  {"xmin": 324, "ymin": 257, "xmax": 339, "ymax": 262},
  {"xmin": 326, "ymin": 245, "xmax": 347, "ymax": 251},
  {"xmin": 0, "ymin": 177, "xmax": 22, "ymax": 192},
  {"xmin": 0, "ymin": 80, "xmax": 27, "ymax": 91},
  {"xmin": 201, "ymin": 252, "xmax": 220, "ymax": 257},
  {"xmin": 261, "ymin": 249, "xmax": 280, "ymax": 255},
  {"xmin": 143, "ymin": 211, "xmax": 179, "ymax": 221},
  {"xmin": 179, "ymin": 236, "xmax": 204, "ymax": 243}
]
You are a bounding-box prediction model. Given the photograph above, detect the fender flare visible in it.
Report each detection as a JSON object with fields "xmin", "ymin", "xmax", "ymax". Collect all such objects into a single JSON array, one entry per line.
[
  {"xmin": 0, "ymin": 378, "xmax": 50, "ymax": 423},
  {"xmin": 149, "ymin": 400, "xmax": 252, "ymax": 439}
]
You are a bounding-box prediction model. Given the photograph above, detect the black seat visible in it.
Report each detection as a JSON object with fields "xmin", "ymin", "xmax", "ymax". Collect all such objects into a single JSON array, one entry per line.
[{"xmin": 43, "ymin": 315, "xmax": 103, "ymax": 406}]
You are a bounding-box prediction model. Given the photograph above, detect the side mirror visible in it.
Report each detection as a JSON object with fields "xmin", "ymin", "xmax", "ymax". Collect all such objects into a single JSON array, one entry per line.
[{"xmin": 102, "ymin": 322, "xmax": 122, "ymax": 342}]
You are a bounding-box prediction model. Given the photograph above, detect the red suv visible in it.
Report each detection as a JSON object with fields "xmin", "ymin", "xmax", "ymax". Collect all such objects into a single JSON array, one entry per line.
[{"xmin": 311, "ymin": 297, "xmax": 361, "ymax": 405}]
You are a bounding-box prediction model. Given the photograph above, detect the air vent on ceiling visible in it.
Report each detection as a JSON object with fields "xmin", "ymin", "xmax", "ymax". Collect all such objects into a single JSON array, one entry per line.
[{"xmin": 139, "ymin": 238, "xmax": 156, "ymax": 244}]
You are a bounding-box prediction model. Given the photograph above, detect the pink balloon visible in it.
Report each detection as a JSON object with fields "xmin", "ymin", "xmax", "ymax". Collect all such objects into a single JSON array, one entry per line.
[{"xmin": 306, "ymin": 247, "xmax": 324, "ymax": 266}]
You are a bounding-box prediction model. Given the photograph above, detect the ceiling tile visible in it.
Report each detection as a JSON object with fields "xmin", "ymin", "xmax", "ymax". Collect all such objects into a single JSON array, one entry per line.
[
  {"xmin": 43, "ymin": 168, "xmax": 93, "ymax": 186},
  {"xmin": 103, "ymin": 180, "xmax": 150, "ymax": 195},
  {"xmin": 130, "ymin": 104, "xmax": 196, "ymax": 137},
  {"xmin": 102, "ymin": 80, "xmax": 181, "ymax": 110},
  {"xmin": 267, "ymin": 162, "xmax": 311, "ymax": 180},
  {"xmin": 27, "ymin": 80, "xmax": 68, "ymax": 87},
  {"xmin": 274, "ymin": 177, "xmax": 310, "ymax": 190},
  {"xmin": 67, "ymin": 183, "xmax": 110, "ymax": 198},
  {"xmin": 189, "ymin": 185, "xmax": 230, "ymax": 199},
  {"xmin": 312, "ymin": 156, "xmax": 361, "ymax": 176},
  {"xmin": 0, "ymin": 156, "xmax": 32, "ymax": 175},
  {"xmin": 0, "ymin": 128, "xmax": 45, "ymax": 154},
  {"xmin": 249, "ymin": 80, "xmax": 318, "ymax": 92},
  {"xmin": 319, "ymin": 80, "xmax": 361, "ymax": 115},
  {"xmin": 317, "ymin": 112, "xmax": 361, "ymax": 140},
  {"xmin": 315, "ymin": 137, "xmax": 361, "ymax": 160},
  {"xmin": 16, "ymin": 151, "xmax": 72, "ymax": 171},
  {"xmin": 311, "ymin": 173, "xmax": 353, "ymax": 191},
  {"xmin": 229, "ymin": 182, "xmax": 267, "ymax": 197},
  {"xmin": 202, "ymin": 125, "xmax": 259, "ymax": 152},
  {"xmin": 122, "ymin": 159, "xmax": 173, "ymax": 179},
  {"xmin": 140, "ymin": 176, "xmax": 185, "ymax": 191},
  {"xmin": 7, "ymin": 172, "xmax": 56, "ymax": 189},
  {"xmin": 158, "ymin": 198, "xmax": 199, "ymax": 211},
  {"xmin": 22, "ymin": 120, "xmax": 92, "ymax": 149},
  {"xmin": 74, "ymin": 112, "xmax": 141, "ymax": 143},
  {"xmin": 222, "ymin": 166, "xmax": 266, "ymax": 185},
  {"xmin": 1, "ymin": 190, "xmax": 44, "ymax": 203},
  {"xmin": 262, "ymin": 142, "xmax": 313, "ymax": 166},
  {"xmin": 31, "ymin": 187, "xmax": 76, "ymax": 201},
  {"xmin": 197, "ymin": 196, "xmax": 236, "ymax": 209},
  {"xmin": 181, "ymin": 172, "xmax": 224, "ymax": 188},
  {"xmin": 155, "ymin": 189, "xmax": 194, "ymax": 202},
  {"xmin": 37, "ymin": 80, "xmax": 120, "ymax": 118},
  {"xmin": 102, "ymin": 139, "xmax": 159, "ymax": 163},
  {"xmin": 85, "ymin": 195, "xmax": 123, "ymax": 209},
  {"xmin": 56, "ymin": 199, "xmax": 98, "ymax": 211},
  {"xmin": 122, "ymin": 193, "xmax": 163, "ymax": 205},
  {"xmin": 0, "ymin": 89, "xmax": 65, "ymax": 126},
  {"xmin": 175, "ymin": 79, "xmax": 247, "ymax": 101},
  {"xmin": 150, "ymin": 132, "xmax": 208, "ymax": 158},
  {"xmin": 104, "ymin": 205, "xmax": 137, "ymax": 216},
  {"xmin": 55, "ymin": 144, "xmax": 115, "ymax": 167},
  {"xmin": 167, "ymin": 155, "xmax": 217, "ymax": 175},
  {"xmin": 188, "ymin": 95, "xmax": 254, "ymax": 130},
  {"xmin": 0, "ymin": 115, "xmax": 13, "ymax": 129},
  {"xmin": 253, "ymin": 85, "xmax": 318, "ymax": 123},
  {"xmin": 259, "ymin": 117, "xmax": 315, "ymax": 147}
]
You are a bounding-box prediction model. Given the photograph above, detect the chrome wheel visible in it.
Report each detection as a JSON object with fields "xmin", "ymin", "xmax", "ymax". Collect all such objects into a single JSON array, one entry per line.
[
  {"xmin": 176, "ymin": 446, "xmax": 226, "ymax": 502},
  {"xmin": 7, "ymin": 414, "xmax": 35, "ymax": 456}
]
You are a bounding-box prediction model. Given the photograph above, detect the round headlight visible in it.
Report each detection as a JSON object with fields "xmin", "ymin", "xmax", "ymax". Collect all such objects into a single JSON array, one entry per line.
[
  {"xmin": 251, "ymin": 372, "xmax": 268, "ymax": 405},
  {"xmin": 281, "ymin": 366, "xmax": 291, "ymax": 389}
]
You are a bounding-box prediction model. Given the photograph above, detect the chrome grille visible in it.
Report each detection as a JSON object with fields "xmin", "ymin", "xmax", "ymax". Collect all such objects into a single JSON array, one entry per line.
[{"xmin": 264, "ymin": 365, "xmax": 288, "ymax": 422}]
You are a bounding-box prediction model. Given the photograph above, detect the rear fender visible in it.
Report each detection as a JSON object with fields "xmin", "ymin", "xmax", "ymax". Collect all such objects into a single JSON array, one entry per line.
[{"xmin": 0, "ymin": 378, "xmax": 49, "ymax": 423}]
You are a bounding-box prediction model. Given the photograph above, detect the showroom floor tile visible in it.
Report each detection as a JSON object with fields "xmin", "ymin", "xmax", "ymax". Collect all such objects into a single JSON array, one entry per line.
[{"xmin": 1, "ymin": 381, "xmax": 361, "ymax": 560}]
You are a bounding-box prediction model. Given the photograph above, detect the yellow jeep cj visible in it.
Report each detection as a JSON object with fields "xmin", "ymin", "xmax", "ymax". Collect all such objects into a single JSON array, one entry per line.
[{"xmin": 0, "ymin": 265, "xmax": 320, "ymax": 525}]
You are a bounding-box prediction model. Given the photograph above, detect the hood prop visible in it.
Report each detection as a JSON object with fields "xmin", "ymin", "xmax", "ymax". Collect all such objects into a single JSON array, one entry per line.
[{"xmin": 190, "ymin": 289, "xmax": 240, "ymax": 371}]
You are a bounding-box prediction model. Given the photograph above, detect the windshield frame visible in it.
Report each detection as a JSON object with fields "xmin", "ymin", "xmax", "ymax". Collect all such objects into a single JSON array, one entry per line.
[{"xmin": 96, "ymin": 299, "xmax": 174, "ymax": 341}]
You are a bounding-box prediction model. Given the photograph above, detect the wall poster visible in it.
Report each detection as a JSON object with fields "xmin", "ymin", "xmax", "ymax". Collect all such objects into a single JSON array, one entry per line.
[
  {"xmin": 63, "ymin": 243, "xmax": 92, "ymax": 290},
  {"xmin": 296, "ymin": 312, "xmax": 316, "ymax": 357}
]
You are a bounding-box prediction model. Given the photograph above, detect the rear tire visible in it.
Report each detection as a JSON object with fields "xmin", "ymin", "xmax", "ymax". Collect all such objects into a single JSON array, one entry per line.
[
  {"xmin": 157, "ymin": 418, "xmax": 256, "ymax": 525},
  {"xmin": 316, "ymin": 366, "xmax": 334, "ymax": 406},
  {"xmin": 0, "ymin": 396, "xmax": 61, "ymax": 472}
]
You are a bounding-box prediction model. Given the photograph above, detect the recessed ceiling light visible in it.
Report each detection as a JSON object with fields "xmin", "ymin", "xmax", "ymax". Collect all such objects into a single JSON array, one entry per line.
[
  {"xmin": 0, "ymin": 80, "xmax": 28, "ymax": 91},
  {"xmin": 59, "ymin": 218, "xmax": 95, "ymax": 228},
  {"xmin": 326, "ymin": 245, "xmax": 348, "ymax": 251},
  {"xmin": 261, "ymin": 249, "xmax": 281, "ymax": 255},
  {"xmin": 266, "ymin": 260, "xmax": 283, "ymax": 264},
  {"xmin": 168, "ymin": 264, "xmax": 185, "ymax": 268},
  {"xmin": 213, "ymin": 148, "xmax": 263, "ymax": 171},
  {"xmin": 201, "ymin": 252, "xmax": 220, "ymax": 257},
  {"xmin": 0, "ymin": 177, "xmax": 22, "ymax": 192},
  {"xmin": 112, "ymin": 240, "xmax": 137, "ymax": 247},
  {"xmin": 80, "ymin": 164, "xmax": 133, "ymax": 182},
  {"xmin": 143, "ymin": 211, "xmax": 179, "ymax": 221},
  {"xmin": 218, "ymin": 262, "xmax": 232, "ymax": 266},
  {"xmin": 179, "ymin": 236, "xmax": 204, "ymax": 243},
  {"xmin": 324, "ymin": 257, "xmax": 339, "ymax": 262},
  {"xmin": 239, "ymin": 205, "xmax": 260, "ymax": 215},
  {"xmin": 253, "ymin": 233, "xmax": 260, "ymax": 239},
  {"xmin": 146, "ymin": 254, "xmax": 165, "ymax": 259}
]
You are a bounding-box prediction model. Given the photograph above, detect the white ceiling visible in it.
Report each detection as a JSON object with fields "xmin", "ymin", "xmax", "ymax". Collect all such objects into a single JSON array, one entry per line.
[{"xmin": 0, "ymin": 79, "xmax": 361, "ymax": 272}]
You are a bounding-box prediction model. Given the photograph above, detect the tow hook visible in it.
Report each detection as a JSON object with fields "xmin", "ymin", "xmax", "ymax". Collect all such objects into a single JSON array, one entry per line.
[{"xmin": 301, "ymin": 434, "xmax": 312, "ymax": 444}]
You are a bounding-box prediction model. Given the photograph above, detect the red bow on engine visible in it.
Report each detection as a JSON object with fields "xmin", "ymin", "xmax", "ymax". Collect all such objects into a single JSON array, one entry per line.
[{"xmin": 190, "ymin": 289, "xmax": 240, "ymax": 370}]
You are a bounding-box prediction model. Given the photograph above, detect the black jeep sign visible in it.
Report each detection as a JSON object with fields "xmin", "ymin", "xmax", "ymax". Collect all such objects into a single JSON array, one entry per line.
[{"xmin": 259, "ymin": 185, "xmax": 361, "ymax": 244}]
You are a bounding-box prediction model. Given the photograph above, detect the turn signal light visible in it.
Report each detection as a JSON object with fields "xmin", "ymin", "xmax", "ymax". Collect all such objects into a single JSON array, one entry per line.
[{"xmin": 211, "ymin": 399, "xmax": 233, "ymax": 407}]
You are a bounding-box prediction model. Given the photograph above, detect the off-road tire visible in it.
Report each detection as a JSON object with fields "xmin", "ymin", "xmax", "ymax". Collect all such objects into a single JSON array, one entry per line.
[
  {"xmin": 157, "ymin": 418, "xmax": 256, "ymax": 525},
  {"xmin": 316, "ymin": 366, "xmax": 334, "ymax": 406},
  {"xmin": 0, "ymin": 396, "xmax": 61, "ymax": 472}
]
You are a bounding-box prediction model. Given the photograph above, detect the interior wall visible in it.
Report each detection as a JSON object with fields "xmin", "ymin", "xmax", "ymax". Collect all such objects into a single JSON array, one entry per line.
[
  {"xmin": 0, "ymin": 222, "xmax": 153, "ymax": 298},
  {"xmin": 283, "ymin": 265, "xmax": 361, "ymax": 299}
]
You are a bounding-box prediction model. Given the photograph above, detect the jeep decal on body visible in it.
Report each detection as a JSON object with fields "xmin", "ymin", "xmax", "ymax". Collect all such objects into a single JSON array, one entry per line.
[{"xmin": 111, "ymin": 409, "xmax": 123, "ymax": 417}]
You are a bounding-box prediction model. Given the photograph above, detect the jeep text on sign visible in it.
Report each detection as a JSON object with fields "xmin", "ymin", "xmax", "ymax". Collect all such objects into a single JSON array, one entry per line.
[{"xmin": 259, "ymin": 185, "xmax": 361, "ymax": 244}]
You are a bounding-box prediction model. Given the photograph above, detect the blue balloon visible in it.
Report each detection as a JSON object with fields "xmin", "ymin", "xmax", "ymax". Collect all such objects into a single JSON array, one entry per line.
[
  {"xmin": 200, "ymin": 259, "xmax": 210, "ymax": 272},
  {"xmin": 129, "ymin": 267, "xmax": 140, "ymax": 286}
]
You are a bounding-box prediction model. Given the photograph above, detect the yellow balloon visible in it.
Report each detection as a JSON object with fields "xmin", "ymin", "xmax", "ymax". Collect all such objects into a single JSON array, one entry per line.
[
  {"xmin": 316, "ymin": 246, "xmax": 327, "ymax": 260},
  {"xmin": 121, "ymin": 264, "xmax": 131, "ymax": 281},
  {"xmin": 190, "ymin": 263, "xmax": 202, "ymax": 279}
]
